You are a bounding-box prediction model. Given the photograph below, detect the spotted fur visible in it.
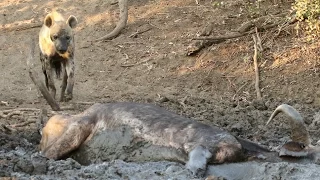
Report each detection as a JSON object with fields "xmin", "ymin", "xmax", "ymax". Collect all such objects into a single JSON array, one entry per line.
[{"xmin": 39, "ymin": 11, "xmax": 77, "ymax": 101}]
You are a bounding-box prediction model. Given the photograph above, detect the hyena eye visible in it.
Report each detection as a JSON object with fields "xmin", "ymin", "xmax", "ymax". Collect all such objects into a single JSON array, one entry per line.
[
  {"xmin": 52, "ymin": 35, "xmax": 58, "ymax": 40},
  {"xmin": 66, "ymin": 36, "xmax": 71, "ymax": 40}
]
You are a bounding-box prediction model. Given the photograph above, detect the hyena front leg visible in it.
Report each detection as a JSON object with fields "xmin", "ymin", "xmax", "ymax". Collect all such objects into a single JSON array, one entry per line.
[
  {"xmin": 40, "ymin": 52, "xmax": 49, "ymax": 88},
  {"xmin": 45, "ymin": 59, "xmax": 57, "ymax": 99},
  {"xmin": 60, "ymin": 65, "xmax": 68, "ymax": 102},
  {"xmin": 65, "ymin": 59, "xmax": 75, "ymax": 101}
]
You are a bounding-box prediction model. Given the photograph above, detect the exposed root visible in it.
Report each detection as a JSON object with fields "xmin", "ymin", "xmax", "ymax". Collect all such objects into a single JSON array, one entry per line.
[{"xmin": 95, "ymin": 0, "xmax": 128, "ymax": 42}]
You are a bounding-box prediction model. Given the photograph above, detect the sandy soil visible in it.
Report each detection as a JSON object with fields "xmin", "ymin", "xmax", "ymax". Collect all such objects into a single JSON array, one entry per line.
[{"xmin": 1, "ymin": 0, "xmax": 320, "ymax": 179}]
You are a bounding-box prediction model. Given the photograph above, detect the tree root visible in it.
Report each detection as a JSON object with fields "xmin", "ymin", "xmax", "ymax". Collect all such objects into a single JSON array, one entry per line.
[{"xmin": 95, "ymin": 0, "xmax": 129, "ymax": 42}]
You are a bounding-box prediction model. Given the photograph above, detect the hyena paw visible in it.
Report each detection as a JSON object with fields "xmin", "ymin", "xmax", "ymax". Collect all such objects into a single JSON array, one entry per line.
[{"xmin": 61, "ymin": 94, "xmax": 73, "ymax": 102}]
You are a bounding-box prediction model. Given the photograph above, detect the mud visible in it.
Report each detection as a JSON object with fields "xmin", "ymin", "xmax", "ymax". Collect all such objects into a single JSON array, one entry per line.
[
  {"xmin": 2, "ymin": 135, "xmax": 320, "ymax": 180},
  {"xmin": 2, "ymin": 0, "xmax": 320, "ymax": 179},
  {"xmin": 70, "ymin": 126, "xmax": 188, "ymax": 166},
  {"xmin": 2, "ymin": 101, "xmax": 320, "ymax": 179}
]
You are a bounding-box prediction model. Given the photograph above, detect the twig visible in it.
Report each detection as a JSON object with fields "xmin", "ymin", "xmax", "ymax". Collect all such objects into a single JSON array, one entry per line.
[
  {"xmin": 120, "ymin": 57, "xmax": 153, "ymax": 67},
  {"xmin": 252, "ymin": 30, "xmax": 262, "ymax": 100},
  {"xmin": 192, "ymin": 30, "xmax": 255, "ymax": 41},
  {"xmin": 10, "ymin": 120, "xmax": 37, "ymax": 128},
  {"xmin": 129, "ymin": 27, "xmax": 152, "ymax": 38},
  {"xmin": 1, "ymin": 124, "xmax": 16, "ymax": 133},
  {"xmin": 255, "ymin": 27, "xmax": 263, "ymax": 51},
  {"xmin": 232, "ymin": 82, "xmax": 249, "ymax": 100},
  {"xmin": 192, "ymin": 12, "xmax": 295, "ymax": 42},
  {"xmin": 1, "ymin": 108, "xmax": 40, "ymax": 113},
  {"xmin": 148, "ymin": 21, "xmax": 164, "ymax": 30},
  {"xmin": 115, "ymin": 67, "xmax": 128, "ymax": 80},
  {"xmin": 0, "ymin": 110, "xmax": 23, "ymax": 118},
  {"xmin": 73, "ymin": 102, "xmax": 96, "ymax": 105},
  {"xmin": 0, "ymin": 101, "xmax": 9, "ymax": 106}
]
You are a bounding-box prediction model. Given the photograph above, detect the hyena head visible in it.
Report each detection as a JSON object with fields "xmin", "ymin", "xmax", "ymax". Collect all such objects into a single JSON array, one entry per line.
[{"xmin": 44, "ymin": 12, "xmax": 78, "ymax": 54}]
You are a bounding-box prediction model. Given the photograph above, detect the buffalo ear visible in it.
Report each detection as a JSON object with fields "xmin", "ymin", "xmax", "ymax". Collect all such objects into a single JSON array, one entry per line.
[
  {"xmin": 44, "ymin": 14, "xmax": 53, "ymax": 28},
  {"xmin": 67, "ymin": 15, "xmax": 78, "ymax": 29}
]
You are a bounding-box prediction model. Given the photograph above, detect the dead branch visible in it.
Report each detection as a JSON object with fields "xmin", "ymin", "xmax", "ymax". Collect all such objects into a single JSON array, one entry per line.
[
  {"xmin": 0, "ymin": 101, "xmax": 9, "ymax": 106},
  {"xmin": 1, "ymin": 108, "xmax": 40, "ymax": 113},
  {"xmin": 129, "ymin": 27, "xmax": 152, "ymax": 38},
  {"xmin": 120, "ymin": 57, "xmax": 153, "ymax": 67},
  {"xmin": 252, "ymin": 29, "xmax": 262, "ymax": 100},
  {"xmin": 73, "ymin": 102, "xmax": 96, "ymax": 105},
  {"xmin": 192, "ymin": 13, "xmax": 294, "ymax": 41},
  {"xmin": 10, "ymin": 120, "xmax": 37, "ymax": 128},
  {"xmin": 0, "ymin": 110, "xmax": 23, "ymax": 119},
  {"xmin": 27, "ymin": 38, "xmax": 61, "ymax": 111},
  {"xmin": 232, "ymin": 82, "xmax": 249, "ymax": 100},
  {"xmin": 1, "ymin": 124, "xmax": 16, "ymax": 133},
  {"xmin": 186, "ymin": 39, "xmax": 224, "ymax": 56},
  {"xmin": 95, "ymin": 0, "xmax": 128, "ymax": 42},
  {"xmin": 187, "ymin": 13, "xmax": 297, "ymax": 56},
  {"xmin": 186, "ymin": 23, "xmax": 223, "ymax": 56},
  {"xmin": 255, "ymin": 27, "xmax": 263, "ymax": 51},
  {"xmin": 0, "ymin": 22, "xmax": 41, "ymax": 32},
  {"xmin": 192, "ymin": 30, "xmax": 255, "ymax": 41}
]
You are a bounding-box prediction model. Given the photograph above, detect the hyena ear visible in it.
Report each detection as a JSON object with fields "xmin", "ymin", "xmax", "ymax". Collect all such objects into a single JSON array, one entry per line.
[
  {"xmin": 67, "ymin": 15, "xmax": 78, "ymax": 29},
  {"xmin": 44, "ymin": 14, "xmax": 53, "ymax": 28}
]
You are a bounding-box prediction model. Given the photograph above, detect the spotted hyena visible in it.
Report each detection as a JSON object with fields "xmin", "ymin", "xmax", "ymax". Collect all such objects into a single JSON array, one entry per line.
[{"xmin": 39, "ymin": 10, "xmax": 77, "ymax": 102}]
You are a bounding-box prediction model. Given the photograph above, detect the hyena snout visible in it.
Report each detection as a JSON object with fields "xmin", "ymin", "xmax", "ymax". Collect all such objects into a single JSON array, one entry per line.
[{"xmin": 54, "ymin": 36, "xmax": 71, "ymax": 54}]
